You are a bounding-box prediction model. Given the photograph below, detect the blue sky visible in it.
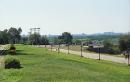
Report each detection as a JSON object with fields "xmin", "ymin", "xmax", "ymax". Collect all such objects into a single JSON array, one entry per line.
[{"xmin": 0, "ymin": 0, "xmax": 130, "ymax": 35}]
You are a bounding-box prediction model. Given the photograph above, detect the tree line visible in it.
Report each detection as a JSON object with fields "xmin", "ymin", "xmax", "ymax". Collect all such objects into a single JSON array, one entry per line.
[
  {"xmin": 0, "ymin": 27, "xmax": 130, "ymax": 55},
  {"xmin": 0, "ymin": 27, "xmax": 49, "ymax": 45},
  {"xmin": 0, "ymin": 27, "xmax": 22, "ymax": 44},
  {"xmin": 0, "ymin": 27, "xmax": 73, "ymax": 46}
]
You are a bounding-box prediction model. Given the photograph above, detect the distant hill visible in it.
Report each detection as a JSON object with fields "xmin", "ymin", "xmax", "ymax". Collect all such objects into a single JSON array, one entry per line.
[{"xmin": 47, "ymin": 32, "xmax": 129, "ymax": 39}]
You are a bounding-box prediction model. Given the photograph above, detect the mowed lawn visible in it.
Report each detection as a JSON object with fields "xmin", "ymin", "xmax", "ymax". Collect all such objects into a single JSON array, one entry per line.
[{"xmin": 0, "ymin": 45, "xmax": 130, "ymax": 82}]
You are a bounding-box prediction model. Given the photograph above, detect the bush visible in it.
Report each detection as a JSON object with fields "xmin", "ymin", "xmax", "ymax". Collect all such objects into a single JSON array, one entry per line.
[
  {"xmin": 9, "ymin": 45, "xmax": 16, "ymax": 54},
  {"xmin": 10, "ymin": 46, "xmax": 16, "ymax": 50},
  {"xmin": 5, "ymin": 57, "xmax": 21, "ymax": 69}
]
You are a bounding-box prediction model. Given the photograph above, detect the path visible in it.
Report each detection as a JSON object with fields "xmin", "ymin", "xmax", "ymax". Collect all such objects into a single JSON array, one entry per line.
[
  {"xmin": 55, "ymin": 49, "xmax": 128, "ymax": 64},
  {"xmin": 36, "ymin": 45, "xmax": 128, "ymax": 64}
]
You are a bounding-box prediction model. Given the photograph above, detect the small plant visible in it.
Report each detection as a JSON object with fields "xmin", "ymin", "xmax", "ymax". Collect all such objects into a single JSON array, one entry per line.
[
  {"xmin": 10, "ymin": 46, "xmax": 16, "ymax": 50},
  {"xmin": 9, "ymin": 44, "xmax": 16, "ymax": 54},
  {"xmin": 4, "ymin": 57, "xmax": 21, "ymax": 69}
]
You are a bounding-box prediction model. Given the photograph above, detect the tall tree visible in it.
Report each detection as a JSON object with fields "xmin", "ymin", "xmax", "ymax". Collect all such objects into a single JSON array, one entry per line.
[
  {"xmin": 29, "ymin": 33, "xmax": 41, "ymax": 45},
  {"xmin": 59, "ymin": 32, "xmax": 73, "ymax": 44},
  {"xmin": 0, "ymin": 29, "xmax": 9, "ymax": 44},
  {"xmin": 8, "ymin": 27, "xmax": 22, "ymax": 44},
  {"xmin": 40, "ymin": 36, "xmax": 49, "ymax": 45}
]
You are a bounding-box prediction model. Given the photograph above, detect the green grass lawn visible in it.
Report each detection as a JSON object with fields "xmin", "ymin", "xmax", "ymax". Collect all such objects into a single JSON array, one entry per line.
[{"xmin": 0, "ymin": 44, "xmax": 130, "ymax": 82}]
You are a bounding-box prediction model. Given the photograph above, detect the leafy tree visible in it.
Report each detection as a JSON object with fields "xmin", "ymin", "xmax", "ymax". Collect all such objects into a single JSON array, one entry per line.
[
  {"xmin": 28, "ymin": 33, "xmax": 49, "ymax": 45},
  {"xmin": 8, "ymin": 27, "xmax": 22, "ymax": 44},
  {"xmin": 53, "ymin": 37, "xmax": 59, "ymax": 45},
  {"xmin": 40, "ymin": 36, "xmax": 49, "ymax": 45},
  {"xmin": 29, "ymin": 33, "xmax": 41, "ymax": 45},
  {"xmin": 0, "ymin": 30, "xmax": 9, "ymax": 44},
  {"xmin": 119, "ymin": 35, "xmax": 130, "ymax": 51},
  {"xmin": 58, "ymin": 35, "xmax": 64, "ymax": 44},
  {"xmin": 59, "ymin": 32, "xmax": 73, "ymax": 44}
]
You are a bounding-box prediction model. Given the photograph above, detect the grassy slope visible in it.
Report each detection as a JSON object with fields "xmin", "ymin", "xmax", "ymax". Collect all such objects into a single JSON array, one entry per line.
[{"xmin": 0, "ymin": 44, "xmax": 130, "ymax": 82}]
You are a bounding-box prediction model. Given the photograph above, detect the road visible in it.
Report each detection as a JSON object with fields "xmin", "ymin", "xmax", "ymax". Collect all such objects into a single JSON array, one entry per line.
[
  {"xmin": 36, "ymin": 45, "xmax": 128, "ymax": 64},
  {"xmin": 54, "ymin": 49, "xmax": 128, "ymax": 64}
]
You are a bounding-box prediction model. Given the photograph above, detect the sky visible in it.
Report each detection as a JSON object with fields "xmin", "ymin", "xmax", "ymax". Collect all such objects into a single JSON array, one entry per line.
[{"xmin": 0, "ymin": 0, "xmax": 130, "ymax": 35}]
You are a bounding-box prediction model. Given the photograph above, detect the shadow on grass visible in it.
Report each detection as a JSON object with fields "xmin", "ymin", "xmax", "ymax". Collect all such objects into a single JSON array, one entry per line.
[
  {"xmin": 15, "ymin": 50, "xmax": 35, "ymax": 56},
  {"xmin": 7, "ymin": 50, "xmax": 35, "ymax": 56},
  {"xmin": 5, "ymin": 66, "xmax": 23, "ymax": 69}
]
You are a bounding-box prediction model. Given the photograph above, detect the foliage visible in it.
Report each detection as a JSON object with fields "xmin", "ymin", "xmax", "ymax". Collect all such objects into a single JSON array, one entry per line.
[
  {"xmin": 8, "ymin": 27, "xmax": 22, "ymax": 44},
  {"xmin": 29, "ymin": 33, "xmax": 41, "ymax": 45},
  {"xmin": 40, "ymin": 36, "xmax": 49, "ymax": 45},
  {"xmin": 9, "ymin": 44, "xmax": 16, "ymax": 54},
  {"xmin": 0, "ymin": 27, "xmax": 22, "ymax": 45},
  {"xmin": 4, "ymin": 57, "xmax": 21, "ymax": 69},
  {"xmin": 119, "ymin": 35, "xmax": 130, "ymax": 51},
  {"xmin": 58, "ymin": 32, "xmax": 73, "ymax": 44},
  {"xmin": 28, "ymin": 33, "xmax": 49, "ymax": 45},
  {"xmin": 21, "ymin": 36, "xmax": 28, "ymax": 44},
  {"xmin": 103, "ymin": 40, "xmax": 120, "ymax": 54},
  {"xmin": 10, "ymin": 46, "xmax": 16, "ymax": 50},
  {"xmin": 0, "ymin": 29, "xmax": 9, "ymax": 44},
  {"xmin": 53, "ymin": 37, "xmax": 59, "ymax": 44}
]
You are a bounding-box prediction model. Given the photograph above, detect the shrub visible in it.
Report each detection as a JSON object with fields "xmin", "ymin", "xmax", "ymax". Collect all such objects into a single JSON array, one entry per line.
[
  {"xmin": 10, "ymin": 46, "xmax": 16, "ymax": 50},
  {"xmin": 9, "ymin": 45, "xmax": 16, "ymax": 54},
  {"xmin": 5, "ymin": 57, "xmax": 21, "ymax": 69}
]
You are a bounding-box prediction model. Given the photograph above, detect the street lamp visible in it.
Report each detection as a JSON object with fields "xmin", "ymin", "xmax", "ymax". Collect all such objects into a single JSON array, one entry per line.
[
  {"xmin": 93, "ymin": 41, "xmax": 104, "ymax": 60},
  {"xmin": 50, "ymin": 42, "xmax": 53, "ymax": 52},
  {"xmin": 67, "ymin": 42, "xmax": 70, "ymax": 54},
  {"xmin": 98, "ymin": 47, "xmax": 101, "ymax": 60},
  {"xmin": 58, "ymin": 43, "xmax": 60, "ymax": 53},
  {"xmin": 95, "ymin": 45, "xmax": 104, "ymax": 60},
  {"xmin": 68, "ymin": 44, "xmax": 69, "ymax": 54},
  {"xmin": 127, "ymin": 50, "xmax": 130, "ymax": 66},
  {"xmin": 80, "ymin": 42, "xmax": 83, "ymax": 57}
]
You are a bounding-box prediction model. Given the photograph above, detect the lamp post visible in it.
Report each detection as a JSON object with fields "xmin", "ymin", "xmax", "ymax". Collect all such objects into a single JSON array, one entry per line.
[
  {"xmin": 81, "ymin": 42, "xmax": 83, "ymax": 57},
  {"xmin": 93, "ymin": 41, "xmax": 104, "ymax": 60},
  {"xmin": 51, "ymin": 44, "xmax": 53, "ymax": 52},
  {"xmin": 127, "ymin": 50, "xmax": 130, "ymax": 66},
  {"xmin": 68, "ymin": 43, "xmax": 70, "ymax": 54},
  {"xmin": 98, "ymin": 47, "xmax": 101, "ymax": 60},
  {"xmin": 58, "ymin": 44, "xmax": 60, "ymax": 53}
]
